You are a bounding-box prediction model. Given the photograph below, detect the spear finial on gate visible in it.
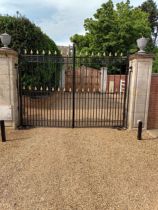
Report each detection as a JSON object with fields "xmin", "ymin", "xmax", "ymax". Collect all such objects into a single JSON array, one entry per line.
[
  {"xmin": 40, "ymin": 86, "xmax": 43, "ymax": 91},
  {"xmin": 30, "ymin": 49, "xmax": 33, "ymax": 55},
  {"xmin": 52, "ymin": 87, "xmax": 54, "ymax": 91},
  {"xmin": 103, "ymin": 52, "xmax": 106, "ymax": 56},
  {"xmin": 46, "ymin": 87, "xmax": 49, "ymax": 91},
  {"xmin": 34, "ymin": 86, "xmax": 37, "ymax": 91},
  {"xmin": 93, "ymin": 88, "xmax": 96, "ymax": 92},
  {"xmin": 42, "ymin": 50, "xmax": 45, "ymax": 55},
  {"xmin": 24, "ymin": 49, "xmax": 27, "ymax": 55},
  {"xmin": 48, "ymin": 50, "xmax": 51, "ymax": 55},
  {"xmin": 29, "ymin": 86, "xmax": 32, "ymax": 90},
  {"xmin": 36, "ymin": 50, "xmax": 39, "ymax": 55},
  {"xmin": 54, "ymin": 51, "xmax": 57, "ymax": 55},
  {"xmin": 109, "ymin": 52, "xmax": 112, "ymax": 56},
  {"xmin": 69, "ymin": 88, "xmax": 72, "ymax": 92},
  {"xmin": 120, "ymin": 52, "xmax": 123, "ymax": 57},
  {"xmin": 115, "ymin": 52, "xmax": 117, "ymax": 57}
]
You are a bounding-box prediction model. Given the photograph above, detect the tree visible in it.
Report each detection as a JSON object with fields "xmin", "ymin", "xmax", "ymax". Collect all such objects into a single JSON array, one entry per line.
[
  {"xmin": 139, "ymin": 0, "xmax": 158, "ymax": 45},
  {"xmin": 0, "ymin": 14, "xmax": 59, "ymax": 54},
  {"xmin": 71, "ymin": 0, "xmax": 151, "ymax": 55},
  {"xmin": 0, "ymin": 14, "xmax": 61, "ymax": 88},
  {"xmin": 153, "ymin": 47, "xmax": 158, "ymax": 72},
  {"xmin": 139, "ymin": 0, "xmax": 158, "ymax": 31}
]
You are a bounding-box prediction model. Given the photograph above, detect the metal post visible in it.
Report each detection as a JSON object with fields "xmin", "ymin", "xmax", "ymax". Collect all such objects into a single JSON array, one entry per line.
[
  {"xmin": 122, "ymin": 58, "xmax": 130, "ymax": 127},
  {"xmin": 125, "ymin": 66, "xmax": 132, "ymax": 128},
  {"xmin": 17, "ymin": 56, "xmax": 23, "ymax": 127},
  {"xmin": 72, "ymin": 44, "xmax": 76, "ymax": 128},
  {"xmin": 0, "ymin": 121, "xmax": 6, "ymax": 142},
  {"xmin": 137, "ymin": 120, "xmax": 142, "ymax": 140}
]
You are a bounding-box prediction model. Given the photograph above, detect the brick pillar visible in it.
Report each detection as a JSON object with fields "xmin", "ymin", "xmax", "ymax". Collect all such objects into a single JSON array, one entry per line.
[
  {"xmin": 0, "ymin": 48, "xmax": 18, "ymax": 128},
  {"xmin": 128, "ymin": 54, "xmax": 153, "ymax": 129}
]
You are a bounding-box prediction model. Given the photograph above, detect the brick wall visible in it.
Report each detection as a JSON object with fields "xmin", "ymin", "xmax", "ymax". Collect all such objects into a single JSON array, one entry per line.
[{"xmin": 148, "ymin": 74, "xmax": 158, "ymax": 129}]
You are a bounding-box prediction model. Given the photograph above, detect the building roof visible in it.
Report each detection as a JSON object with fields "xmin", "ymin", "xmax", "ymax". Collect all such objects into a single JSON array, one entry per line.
[{"xmin": 57, "ymin": 46, "xmax": 71, "ymax": 56}]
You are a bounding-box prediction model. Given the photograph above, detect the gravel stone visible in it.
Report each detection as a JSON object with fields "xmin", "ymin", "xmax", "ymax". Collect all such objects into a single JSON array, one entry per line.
[{"xmin": 0, "ymin": 128, "xmax": 158, "ymax": 210}]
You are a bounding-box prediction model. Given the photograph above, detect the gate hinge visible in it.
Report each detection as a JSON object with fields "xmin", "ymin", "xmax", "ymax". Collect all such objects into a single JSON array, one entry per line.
[
  {"xmin": 15, "ymin": 63, "xmax": 18, "ymax": 69},
  {"xmin": 129, "ymin": 66, "xmax": 132, "ymax": 72}
]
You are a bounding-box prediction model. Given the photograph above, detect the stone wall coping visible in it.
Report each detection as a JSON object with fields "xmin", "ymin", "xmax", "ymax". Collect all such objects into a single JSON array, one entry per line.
[
  {"xmin": 152, "ymin": 73, "xmax": 158, "ymax": 76},
  {"xmin": 0, "ymin": 48, "xmax": 18, "ymax": 57},
  {"xmin": 129, "ymin": 53, "xmax": 154, "ymax": 61}
]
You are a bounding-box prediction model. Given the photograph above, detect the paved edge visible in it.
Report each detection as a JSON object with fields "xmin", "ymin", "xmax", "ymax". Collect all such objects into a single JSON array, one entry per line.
[{"xmin": 147, "ymin": 129, "xmax": 158, "ymax": 138}]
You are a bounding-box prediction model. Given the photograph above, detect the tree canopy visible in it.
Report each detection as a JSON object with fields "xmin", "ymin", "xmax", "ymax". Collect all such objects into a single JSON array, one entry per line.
[
  {"xmin": 153, "ymin": 47, "xmax": 158, "ymax": 72},
  {"xmin": 0, "ymin": 14, "xmax": 60, "ymax": 87},
  {"xmin": 139, "ymin": 0, "xmax": 158, "ymax": 45},
  {"xmin": 71, "ymin": 0, "xmax": 151, "ymax": 55},
  {"xmin": 0, "ymin": 14, "xmax": 59, "ymax": 54},
  {"xmin": 139, "ymin": 0, "xmax": 158, "ymax": 32}
]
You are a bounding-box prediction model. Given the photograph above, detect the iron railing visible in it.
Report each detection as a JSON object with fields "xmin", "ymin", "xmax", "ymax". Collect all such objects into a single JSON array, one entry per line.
[{"xmin": 18, "ymin": 46, "xmax": 129, "ymax": 128}]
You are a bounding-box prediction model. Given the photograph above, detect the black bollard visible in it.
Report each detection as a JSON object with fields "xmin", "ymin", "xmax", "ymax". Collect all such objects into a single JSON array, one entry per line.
[
  {"xmin": 0, "ymin": 121, "xmax": 6, "ymax": 142},
  {"xmin": 137, "ymin": 121, "xmax": 143, "ymax": 140}
]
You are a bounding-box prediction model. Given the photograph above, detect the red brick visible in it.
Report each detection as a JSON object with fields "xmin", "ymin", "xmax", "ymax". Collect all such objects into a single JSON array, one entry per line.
[{"xmin": 148, "ymin": 75, "xmax": 158, "ymax": 129}]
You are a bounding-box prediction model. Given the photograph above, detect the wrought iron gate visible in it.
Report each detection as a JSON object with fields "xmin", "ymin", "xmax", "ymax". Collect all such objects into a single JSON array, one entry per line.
[{"xmin": 18, "ymin": 45, "xmax": 129, "ymax": 128}]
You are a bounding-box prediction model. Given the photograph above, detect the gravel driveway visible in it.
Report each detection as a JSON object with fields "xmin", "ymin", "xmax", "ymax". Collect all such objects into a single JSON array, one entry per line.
[{"xmin": 0, "ymin": 128, "xmax": 158, "ymax": 210}]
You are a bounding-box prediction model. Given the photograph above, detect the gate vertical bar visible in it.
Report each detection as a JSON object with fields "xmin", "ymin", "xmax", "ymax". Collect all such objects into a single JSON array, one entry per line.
[
  {"xmin": 18, "ymin": 55, "xmax": 23, "ymax": 126},
  {"xmin": 122, "ymin": 57, "xmax": 129, "ymax": 127},
  {"xmin": 125, "ymin": 66, "xmax": 132, "ymax": 128},
  {"xmin": 72, "ymin": 44, "xmax": 76, "ymax": 128}
]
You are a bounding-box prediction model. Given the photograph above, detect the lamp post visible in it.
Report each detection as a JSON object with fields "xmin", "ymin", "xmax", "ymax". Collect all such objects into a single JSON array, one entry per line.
[{"xmin": 0, "ymin": 33, "xmax": 11, "ymax": 48}]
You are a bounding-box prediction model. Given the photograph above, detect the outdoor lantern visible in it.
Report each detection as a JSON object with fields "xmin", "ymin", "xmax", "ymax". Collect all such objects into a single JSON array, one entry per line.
[
  {"xmin": 0, "ymin": 32, "xmax": 11, "ymax": 48},
  {"xmin": 136, "ymin": 37, "xmax": 149, "ymax": 54}
]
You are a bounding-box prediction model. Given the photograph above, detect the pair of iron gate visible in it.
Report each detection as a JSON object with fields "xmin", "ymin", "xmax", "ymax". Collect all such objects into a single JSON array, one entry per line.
[{"xmin": 18, "ymin": 46, "xmax": 129, "ymax": 128}]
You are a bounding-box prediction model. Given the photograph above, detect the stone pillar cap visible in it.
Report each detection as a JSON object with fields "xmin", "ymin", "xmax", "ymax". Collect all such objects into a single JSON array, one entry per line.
[
  {"xmin": 129, "ymin": 53, "xmax": 154, "ymax": 61},
  {"xmin": 0, "ymin": 48, "xmax": 18, "ymax": 57}
]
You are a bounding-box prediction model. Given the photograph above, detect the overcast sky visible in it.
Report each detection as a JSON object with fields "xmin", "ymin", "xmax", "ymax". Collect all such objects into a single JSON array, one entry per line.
[{"xmin": 0, "ymin": 0, "xmax": 148, "ymax": 45}]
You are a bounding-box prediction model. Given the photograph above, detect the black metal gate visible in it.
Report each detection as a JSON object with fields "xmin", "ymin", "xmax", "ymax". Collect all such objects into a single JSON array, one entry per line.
[{"xmin": 18, "ymin": 45, "xmax": 129, "ymax": 128}]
